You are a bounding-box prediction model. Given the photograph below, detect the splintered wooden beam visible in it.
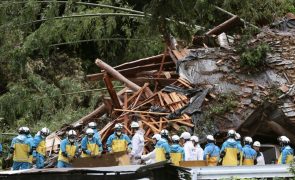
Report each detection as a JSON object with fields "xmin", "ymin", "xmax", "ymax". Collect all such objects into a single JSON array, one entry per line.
[
  {"xmin": 127, "ymin": 83, "xmax": 150, "ymax": 103},
  {"xmin": 206, "ymin": 16, "xmax": 240, "ymax": 36},
  {"xmin": 103, "ymin": 73, "xmax": 122, "ymax": 110},
  {"xmin": 89, "ymin": 60, "xmax": 175, "ymax": 81},
  {"xmin": 114, "ymin": 109, "xmax": 169, "ymax": 115},
  {"xmin": 95, "ymin": 59, "xmax": 141, "ymax": 92}
]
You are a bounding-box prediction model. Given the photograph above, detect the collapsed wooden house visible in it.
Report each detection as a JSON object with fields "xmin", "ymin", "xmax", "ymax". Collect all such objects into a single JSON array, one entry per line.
[{"xmin": 46, "ymin": 14, "xmax": 295, "ymax": 156}]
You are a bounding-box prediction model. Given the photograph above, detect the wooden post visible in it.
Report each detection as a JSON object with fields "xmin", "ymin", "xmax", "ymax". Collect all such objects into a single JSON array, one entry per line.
[
  {"xmin": 95, "ymin": 59, "xmax": 141, "ymax": 92},
  {"xmin": 103, "ymin": 73, "xmax": 122, "ymax": 110},
  {"xmin": 206, "ymin": 16, "xmax": 240, "ymax": 36}
]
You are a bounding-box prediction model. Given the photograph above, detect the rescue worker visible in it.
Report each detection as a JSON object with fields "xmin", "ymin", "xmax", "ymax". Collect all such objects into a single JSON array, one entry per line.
[
  {"xmin": 278, "ymin": 136, "xmax": 294, "ymax": 164},
  {"xmin": 203, "ymin": 135, "xmax": 220, "ymax": 166},
  {"xmin": 154, "ymin": 133, "xmax": 171, "ymax": 162},
  {"xmin": 220, "ymin": 129, "xmax": 241, "ymax": 166},
  {"xmin": 130, "ymin": 121, "xmax": 145, "ymax": 165},
  {"xmin": 235, "ymin": 133, "xmax": 243, "ymax": 152},
  {"xmin": 32, "ymin": 127, "xmax": 50, "ymax": 169},
  {"xmin": 191, "ymin": 135, "xmax": 204, "ymax": 160},
  {"xmin": 106, "ymin": 123, "xmax": 132, "ymax": 153},
  {"xmin": 81, "ymin": 128, "xmax": 103, "ymax": 158},
  {"xmin": 23, "ymin": 127, "xmax": 34, "ymax": 168},
  {"xmin": 180, "ymin": 132, "xmax": 194, "ymax": 161},
  {"xmin": 141, "ymin": 134, "xmax": 159, "ymax": 164},
  {"xmin": 57, "ymin": 130, "xmax": 79, "ymax": 168},
  {"xmin": 241, "ymin": 136, "xmax": 256, "ymax": 166},
  {"xmin": 170, "ymin": 135, "xmax": 185, "ymax": 166},
  {"xmin": 9, "ymin": 127, "xmax": 32, "ymax": 170},
  {"xmin": 253, "ymin": 141, "xmax": 265, "ymax": 165},
  {"xmin": 88, "ymin": 122, "xmax": 101, "ymax": 141},
  {"xmin": 160, "ymin": 129, "xmax": 170, "ymax": 142}
]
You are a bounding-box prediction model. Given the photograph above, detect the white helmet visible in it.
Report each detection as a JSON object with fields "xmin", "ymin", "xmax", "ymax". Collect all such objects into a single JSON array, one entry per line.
[
  {"xmin": 244, "ymin": 136, "xmax": 253, "ymax": 144},
  {"xmin": 86, "ymin": 128, "xmax": 94, "ymax": 135},
  {"xmin": 23, "ymin": 127, "xmax": 30, "ymax": 135},
  {"xmin": 114, "ymin": 123, "xmax": 123, "ymax": 130},
  {"xmin": 68, "ymin": 130, "xmax": 76, "ymax": 142},
  {"xmin": 160, "ymin": 129, "xmax": 169, "ymax": 136},
  {"xmin": 278, "ymin": 136, "xmax": 288, "ymax": 142},
  {"xmin": 88, "ymin": 122, "xmax": 97, "ymax": 129},
  {"xmin": 228, "ymin": 129, "xmax": 236, "ymax": 137},
  {"xmin": 172, "ymin": 135, "xmax": 180, "ymax": 141},
  {"xmin": 130, "ymin": 121, "xmax": 140, "ymax": 128},
  {"xmin": 68, "ymin": 130, "xmax": 77, "ymax": 136},
  {"xmin": 41, "ymin": 127, "xmax": 50, "ymax": 137},
  {"xmin": 235, "ymin": 133, "xmax": 241, "ymax": 140},
  {"xmin": 207, "ymin": 135, "xmax": 214, "ymax": 141},
  {"xmin": 180, "ymin": 132, "xmax": 191, "ymax": 140},
  {"xmin": 281, "ymin": 136, "xmax": 290, "ymax": 143},
  {"xmin": 191, "ymin": 135, "xmax": 199, "ymax": 143},
  {"xmin": 152, "ymin": 134, "xmax": 161, "ymax": 141},
  {"xmin": 253, "ymin": 141, "xmax": 261, "ymax": 147},
  {"xmin": 18, "ymin": 127, "xmax": 26, "ymax": 134}
]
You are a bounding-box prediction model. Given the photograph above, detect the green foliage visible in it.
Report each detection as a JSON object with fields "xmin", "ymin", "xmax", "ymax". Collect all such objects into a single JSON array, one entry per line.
[
  {"xmin": 222, "ymin": 0, "xmax": 294, "ymax": 25},
  {"xmin": 239, "ymin": 43, "xmax": 270, "ymax": 70},
  {"xmin": 0, "ymin": 0, "xmax": 164, "ymax": 134},
  {"xmin": 144, "ymin": 0, "xmax": 201, "ymax": 42},
  {"xmin": 205, "ymin": 93, "xmax": 238, "ymax": 118}
]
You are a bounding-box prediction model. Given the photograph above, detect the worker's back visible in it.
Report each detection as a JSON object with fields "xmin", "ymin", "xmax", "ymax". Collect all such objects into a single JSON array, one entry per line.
[{"xmin": 221, "ymin": 138, "xmax": 239, "ymax": 166}]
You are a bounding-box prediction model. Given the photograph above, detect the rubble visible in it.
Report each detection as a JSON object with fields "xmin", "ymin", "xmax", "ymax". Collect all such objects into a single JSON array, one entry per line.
[{"xmin": 45, "ymin": 13, "xmax": 295, "ymax": 163}]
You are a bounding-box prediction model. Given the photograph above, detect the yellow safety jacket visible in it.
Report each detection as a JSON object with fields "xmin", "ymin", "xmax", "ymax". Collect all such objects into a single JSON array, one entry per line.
[
  {"xmin": 222, "ymin": 148, "xmax": 238, "ymax": 166},
  {"xmin": 112, "ymin": 139, "xmax": 127, "ymax": 153},
  {"xmin": 207, "ymin": 155, "xmax": 218, "ymax": 166},
  {"xmin": 58, "ymin": 139, "xmax": 77, "ymax": 164},
  {"xmin": 171, "ymin": 152, "xmax": 182, "ymax": 166},
  {"xmin": 243, "ymin": 158, "xmax": 254, "ymax": 165},
  {"xmin": 81, "ymin": 143, "xmax": 99, "ymax": 158},
  {"xmin": 36, "ymin": 140, "xmax": 46, "ymax": 156},
  {"xmin": 155, "ymin": 147, "xmax": 166, "ymax": 162},
  {"xmin": 13, "ymin": 144, "xmax": 30, "ymax": 162},
  {"xmin": 107, "ymin": 133, "xmax": 131, "ymax": 153},
  {"xmin": 278, "ymin": 154, "xmax": 294, "ymax": 164}
]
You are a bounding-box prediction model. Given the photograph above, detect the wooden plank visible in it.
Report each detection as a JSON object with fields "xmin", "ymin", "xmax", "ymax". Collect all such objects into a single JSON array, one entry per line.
[
  {"xmin": 123, "ymin": 124, "xmax": 132, "ymax": 135},
  {"xmin": 158, "ymin": 92, "xmax": 165, "ymax": 106},
  {"xmin": 169, "ymin": 92, "xmax": 183, "ymax": 109},
  {"xmin": 131, "ymin": 89, "xmax": 144, "ymax": 109},
  {"xmin": 142, "ymin": 120, "xmax": 160, "ymax": 133},
  {"xmin": 177, "ymin": 78, "xmax": 192, "ymax": 88},
  {"xmin": 103, "ymin": 97, "xmax": 113, "ymax": 114},
  {"xmin": 206, "ymin": 16, "xmax": 240, "ymax": 36},
  {"xmin": 160, "ymin": 92, "xmax": 175, "ymax": 111},
  {"xmin": 72, "ymin": 151, "xmax": 130, "ymax": 167},
  {"xmin": 127, "ymin": 83, "xmax": 149, "ymax": 103},
  {"xmin": 150, "ymin": 118, "xmax": 161, "ymax": 129},
  {"xmin": 114, "ymin": 54, "xmax": 170, "ymax": 70},
  {"xmin": 114, "ymin": 109, "xmax": 169, "ymax": 115},
  {"xmin": 103, "ymin": 73, "xmax": 122, "ymax": 110},
  {"xmin": 172, "ymin": 50, "xmax": 185, "ymax": 60},
  {"xmin": 96, "ymin": 59, "xmax": 141, "ymax": 92},
  {"xmin": 175, "ymin": 120, "xmax": 194, "ymax": 127},
  {"xmin": 179, "ymin": 160, "xmax": 207, "ymax": 167},
  {"xmin": 159, "ymin": 117, "xmax": 163, "ymax": 130}
]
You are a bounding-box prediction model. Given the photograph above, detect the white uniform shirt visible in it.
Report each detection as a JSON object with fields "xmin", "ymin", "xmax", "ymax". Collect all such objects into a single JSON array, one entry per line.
[
  {"xmin": 141, "ymin": 149, "xmax": 156, "ymax": 165},
  {"xmin": 191, "ymin": 144, "xmax": 204, "ymax": 160},
  {"xmin": 183, "ymin": 140, "xmax": 195, "ymax": 161},
  {"xmin": 131, "ymin": 129, "xmax": 145, "ymax": 158},
  {"xmin": 256, "ymin": 152, "xmax": 265, "ymax": 165}
]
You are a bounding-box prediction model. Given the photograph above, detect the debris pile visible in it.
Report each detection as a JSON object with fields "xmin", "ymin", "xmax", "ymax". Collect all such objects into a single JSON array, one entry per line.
[{"xmin": 47, "ymin": 13, "xmax": 295, "ymax": 156}]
